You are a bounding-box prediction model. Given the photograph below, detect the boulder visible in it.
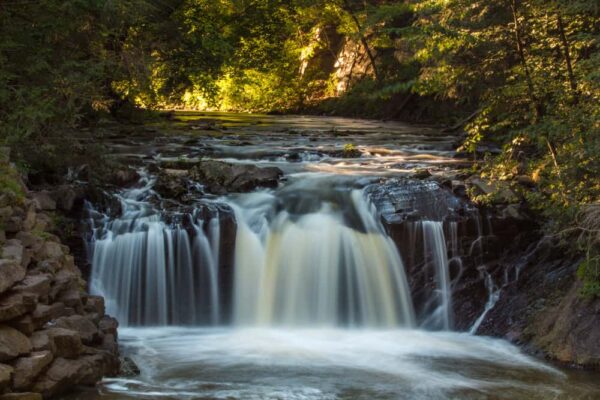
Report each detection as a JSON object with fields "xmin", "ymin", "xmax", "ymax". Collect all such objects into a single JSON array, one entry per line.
[
  {"xmin": 98, "ymin": 316, "xmax": 118, "ymax": 336},
  {"xmin": 33, "ymin": 354, "xmax": 117, "ymax": 398},
  {"xmin": 0, "ymin": 292, "xmax": 37, "ymax": 322},
  {"xmin": 119, "ymin": 357, "xmax": 140, "ymax": 377},
  {"xmin": 30, "ymin": 331, "xmax": 55, "ymax": 354},
  {"xmin": 31, "ymin": 192, "xmax": 56, "ymax": 211},
  {"xmin": 14, "ymin": 233, "xmax": 44, "ymax": 254},
  {"xmin": 190, "ymin": 160, "xmax": 283, "ymax": 194},
  {"xmin": 32, "ymin": 303, "xmax": 66, "ymax": 327},
  {"xmin": 45, "ymin": 328, "xmax": 83, "ymax": 359},
  {"xmin": 34, "ymin": 242, "xmax": 64, "ymax": 262},
  {"xmin": 83, "ymin": 296, "xmax": 105, "ymax": 318},
  {"xmin": 0, "ymin": 363, "xmax": 13, "ymax": 392},
  {"xmin": 12, "ymin": 275, "xmax": 52, "ymax": 303},
  {"xmin": 11, "ymin": 351, "xmax": 53, "ymax": 390},
  {"xmin": 0, "ymin": 260, "xmax": 26, "ymax": 295},
  {"xmin": 0, "ymin": 327, "xmax": 31, "ymax": 362},
  {"xmin": 154, "ymin": 171, "xmax": 190, "ymax": 201},
  {"xmin": 9, "ymin": 315, "xmax": 35, "ymax": 336},
  {"xmin": 50, "ymin": 185, "xmax": 83, "ymax": 212},
  {"xmin": 53, "ymin": 316, "xmax": 98, "ymax": 345},
  {"xmin": 1, "ymin": 241, "xmax": 24, "ymax": 266},
  {"xmin": 111, "ymin": 168, "xmax": 140, "ymax": 187}
]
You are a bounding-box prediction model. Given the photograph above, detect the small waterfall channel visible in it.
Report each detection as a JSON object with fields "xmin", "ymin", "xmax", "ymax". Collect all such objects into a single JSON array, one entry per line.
[{"xmin": 86, "ymin": 173, "xmax": 460, "ymax": 330}]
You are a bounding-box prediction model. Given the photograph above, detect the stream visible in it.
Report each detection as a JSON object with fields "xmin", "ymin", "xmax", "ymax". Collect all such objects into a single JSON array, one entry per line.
[{"xmin": 67, "ymin": 112, "xmax": 599, "ymax": 399}]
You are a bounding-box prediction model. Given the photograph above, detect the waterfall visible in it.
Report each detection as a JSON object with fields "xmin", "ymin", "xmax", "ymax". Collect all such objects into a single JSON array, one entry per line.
[
  {"xmin": 419, "ymin": 221, "xmax": 453, "ymax": 330},
  {"xmin": 86, "ymin": 173, "xmax": 464, "ymax": 330},
  {"xmin": 230, "ymin": 189, "xmax": 415, "ymax": 327},
  {"xmin": 87, "ymin": 175, "xmax": 221, "ymax": 326}
]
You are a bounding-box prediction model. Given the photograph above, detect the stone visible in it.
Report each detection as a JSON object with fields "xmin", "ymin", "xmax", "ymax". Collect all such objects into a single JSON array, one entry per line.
[
  {"xmin": 31, "ymin": 191, "xmax": 56, "ymax": 211},
  {"xmin": 11, "ymin": 351, "xmax": 53, "ymax": 390},
  {"xmin": 13, "ymin": 274, "xmax": 52, "ymax": 302},
  {"xmin": 30, "ymin": 331, "xmax": 55, "ymax": 354},
  {"xmin": 119, "ymin": 357, "xmax": 140, "ymax": 377},
  {"xmin": 50, "ymin": 185, "xmax": 84, "ymax": 212},
  {"xmin": 0, "ymin": 393, "xmax": 43, "ymax": 400},
  {"xmin": 14, "ymin": 232, "xmax": 44, "ymax": 253},
  {"xmin": 0, "ymin": 326, "xmax": 32, "ymax": 362},
  {"xmin": 33, "ymin": 354, "xmax": 117, "ymax": 398},
  {"xmin": 0, "ymin": 292, "xmax": 37, "ymax": 322},
  {"xmin": 0, "ymin": 259, "xmax": 26, "ymax": 295},
  {"xmin": 101, "ymin": 334, "xmax": 118, "ymax": 355},
  {"xmin": 468, "ymin": 177, "xmax": 496, "ymax": 195},
  {"xmin": 9, "ymin": 315, "xmax": 35, "ymax": 336},
  {"xmin": 83, "ymin": 296, "xmax": 105, "ymax": 318},
  {"xmin": 0, "ymin": 363, "xmax": 13, "ymax": 392},
  {"xmin": 32, "ymin": 214, "xmax": 52, "ymax": 232},
  {"xmin": 98, "ymin": 316, "xmax": 118, "ymax": 336},
  {"xmin": 413, "ymin": 168, "xmax": 432, "ymax": 179},
  {"xmin": 35, "ymin": 241, "xmax": 64, "ymax": 262},
  {"xmin": 111, "ymin": 169, "xmax": 140, "ymax": 187},
  {"xmin": 32, "ymin": 303, "xmax": 66, "ymax": 327},
  {"xmin": 22, "ymin": 207, "xmax": 36, "ymax": 232},
  {"xmin": 56, "ymin": 290, "xmax": 83, "ymax": 311},
  {"xmin": 46, "ymin": 328, "xmax": 83, "ymax": 359},
  {"xmin": 1, "ymin": 240, "xmax": 23, "ymax": 265},
  {"xmin": 53, "ymin": 316, "xmax": 98, "ymax": 345},
  {"xmin": 190, "ymin": 160, "xmax": 283, "ymax": 194}
]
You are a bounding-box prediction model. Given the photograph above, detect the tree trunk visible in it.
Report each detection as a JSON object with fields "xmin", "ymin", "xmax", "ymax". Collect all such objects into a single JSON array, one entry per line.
[
  {"xmin": 342, "ymin": 0, "xmax": 380, "ymax": 81},
  {"xmin": 510, "ymin": 0, "xmax": 543, "ymax": 120},
  {"xmin": 557, "ymin": 14, "xmax": 579, "ymax": 102}
]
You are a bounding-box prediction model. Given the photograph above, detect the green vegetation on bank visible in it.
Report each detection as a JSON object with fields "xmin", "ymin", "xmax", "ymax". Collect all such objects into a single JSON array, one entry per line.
[{"xmin": 0, "ymin": 1, "xmax": 598, "ymax": 293}]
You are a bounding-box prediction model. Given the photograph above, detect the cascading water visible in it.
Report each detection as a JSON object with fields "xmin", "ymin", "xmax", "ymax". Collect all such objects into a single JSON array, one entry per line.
[
  {"xmin": 87, "ymin": 174, "xmax": 222, "ymax": 326},
  {"xmin": 229, "ymin": 182, "xmax": 415, "ymax": 327}
]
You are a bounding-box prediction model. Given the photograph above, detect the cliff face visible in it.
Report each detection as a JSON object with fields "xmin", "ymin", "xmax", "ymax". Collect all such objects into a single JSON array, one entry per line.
[{"xmin": 0, "ymin": 152, "xmax": 119, "ymax": 399}]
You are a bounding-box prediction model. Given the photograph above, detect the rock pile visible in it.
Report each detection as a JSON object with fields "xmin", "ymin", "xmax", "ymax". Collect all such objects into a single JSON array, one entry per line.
[{"xmin": 0, "ymin": 169, "xmax": 118, "ymax": 398}]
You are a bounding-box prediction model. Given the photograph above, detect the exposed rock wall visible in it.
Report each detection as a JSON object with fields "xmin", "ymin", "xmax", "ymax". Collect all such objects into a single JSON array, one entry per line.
[{"xmin": 0, "ymin": 157, "xmax": 119, "ymax": 399}]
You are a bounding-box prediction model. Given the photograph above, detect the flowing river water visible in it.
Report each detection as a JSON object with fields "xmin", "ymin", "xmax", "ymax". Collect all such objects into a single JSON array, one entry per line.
[{"xmin": 69, "ymin": 113, "xmax": 599, "ymax": 399}]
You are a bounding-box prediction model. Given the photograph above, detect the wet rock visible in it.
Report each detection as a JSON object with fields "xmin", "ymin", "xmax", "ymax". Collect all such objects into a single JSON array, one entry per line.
[
  {"xmin": 0, "ymin": 363, "xmax": 13, "ymax": 392},
  {"xmin": 11, "ymin": 351, "xmax": 53, "ymax": 390},
  {"xmin": 190, "ymin": 160, "xmax": 282, "ymax": 194},
  {"xmin": 0, "ymin": 327, "xmax": 32, "ymax": 362},
  {"xmin": 111, "ymin": 168, "xmax": 140, "ymax": 187},
  {"xmin": 50, "ymin": 185, "xmax": 84, "ymax": 212},
  {"xmin": 154, "ymin": 170, "xmax": 191, "ymax": 201},
  {"xmin": 119, "ymin": 357, "xmax": 140, "ymax": 377},
  {"xmin": 412, "ymin": 169, "xmax": 431, "ymax": 179}
]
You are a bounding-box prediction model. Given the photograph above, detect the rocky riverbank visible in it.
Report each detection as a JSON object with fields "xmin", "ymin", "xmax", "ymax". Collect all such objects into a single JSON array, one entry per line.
[{"xmin": 0, "ymin": 151, "xmax": 119, "ymax": 399}]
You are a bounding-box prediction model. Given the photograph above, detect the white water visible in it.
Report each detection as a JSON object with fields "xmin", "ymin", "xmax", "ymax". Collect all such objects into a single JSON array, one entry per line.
[
  {"xmin": 88, "ymin": 175, "xmax": 221, "ymax": 326},
  {"xmin": 229, "ymin": 186, "xmax": 415, "ymax": 327},
  {"xmin": 83, "ymin": 327, "xmax": 578, "ymax": 400}
]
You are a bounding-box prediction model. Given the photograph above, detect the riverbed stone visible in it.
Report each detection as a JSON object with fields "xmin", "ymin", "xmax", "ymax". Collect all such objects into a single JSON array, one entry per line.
[
  {"xmin": 190, "ymin": 160, "xmax": 283, "ymax": 194},
  {"xmin": 0, "ymin": 327, "xmax": 31, "ymax": 362},
  {"xmin": 11, "ymin": 351, "xmax": 53, "ymax": 390}
]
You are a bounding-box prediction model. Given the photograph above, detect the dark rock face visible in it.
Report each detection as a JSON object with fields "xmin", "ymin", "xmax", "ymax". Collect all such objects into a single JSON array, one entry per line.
[
  {"xmin": 0, "ymin": 177, "xmax": 119, "ymax": 398},
  {"xmin": 190, "ymin": 160, "xmax": 283, "ymax": 195},
  {"xmin": 476, "ymin": 238, "xmax": 600, "ymax": 368}
]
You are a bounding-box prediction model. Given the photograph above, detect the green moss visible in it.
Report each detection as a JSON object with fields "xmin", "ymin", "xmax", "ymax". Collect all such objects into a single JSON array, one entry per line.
[
  {"xmin": 0, "ymin": 163, "xmax": 25, "ymax": 204},
  {"xmin": 577, "ymin": 257, "xmax": 600, "ymax": 299}
]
